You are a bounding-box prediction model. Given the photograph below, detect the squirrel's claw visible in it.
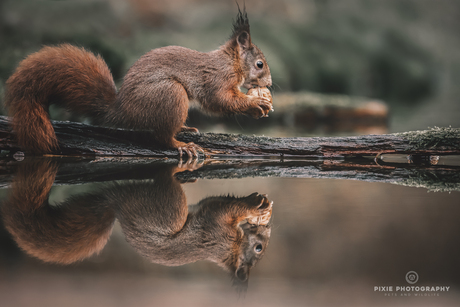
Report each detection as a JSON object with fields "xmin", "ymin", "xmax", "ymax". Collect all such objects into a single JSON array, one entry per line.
[
  {"xmin": 245, "ymin": 193, "xmax": 273, "ymax": 226},
  {"xmin": 196, "ymin": 146, "xmax": 207, "ymax": 158},
  {"xmin": 177, "ymin": 155, "xmax": 204, "ymax": 172},
  {"xmin": 246, "ymin": 97, "xmax": 272, "ymax": 119},
  {"xmin": 177, "ymin": 142, "xmax": 205, "ymax": 161}
]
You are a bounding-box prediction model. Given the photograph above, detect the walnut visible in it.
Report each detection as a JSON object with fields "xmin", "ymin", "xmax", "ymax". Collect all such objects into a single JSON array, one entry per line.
[{"xmin": 247, "ymin": 87, "xmax": 273, "ymax": 116}]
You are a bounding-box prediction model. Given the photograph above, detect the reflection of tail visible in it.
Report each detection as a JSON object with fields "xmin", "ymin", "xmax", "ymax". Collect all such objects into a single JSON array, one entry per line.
[{"xmin": 2, "ymin": 159, "xmax": 115, "ymax": 264}]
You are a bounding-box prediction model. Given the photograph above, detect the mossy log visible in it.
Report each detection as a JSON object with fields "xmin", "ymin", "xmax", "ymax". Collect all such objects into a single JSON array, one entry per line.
[
  {"xmin": 0, "ymin": 157, "xmax": 458, "ymax": 192},
  {"xmin": 0, "ymin": 115, "xmax": 459, "ymax": 158}
]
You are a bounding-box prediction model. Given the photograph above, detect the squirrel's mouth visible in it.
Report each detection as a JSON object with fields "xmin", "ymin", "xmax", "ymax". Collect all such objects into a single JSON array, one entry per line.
[
  {"xmin": 243, "ymin": 78, "xmax": 272, "ymax": 90},
  {"xmin": 243, "ymin": 83, "xmax": 261, "ymax": 90}
]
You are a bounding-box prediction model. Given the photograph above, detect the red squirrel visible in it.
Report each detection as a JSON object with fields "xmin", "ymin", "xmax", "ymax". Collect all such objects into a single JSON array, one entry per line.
[
  {"xmin": 4, "ymin": 8, "xmax": 272, "ymax": 157},
  {"xmin": 3, "ymin": 159, "xmax": 272, "ymax": 288}
]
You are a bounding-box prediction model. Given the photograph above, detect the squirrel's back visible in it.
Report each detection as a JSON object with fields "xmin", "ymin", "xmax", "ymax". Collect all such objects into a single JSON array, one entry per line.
[
  {"xmin": 5, "ymin": 44, "xmax": 117, "ymax": 153},
  {"xmin": 4, "ymin": 7, "xmax": 272, "ymax": 156}
]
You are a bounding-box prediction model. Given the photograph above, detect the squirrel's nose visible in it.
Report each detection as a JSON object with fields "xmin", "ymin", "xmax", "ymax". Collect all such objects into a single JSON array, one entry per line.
[{"xmin": 265, "ymin": 75, "xmax": 272, "ymax": 88}]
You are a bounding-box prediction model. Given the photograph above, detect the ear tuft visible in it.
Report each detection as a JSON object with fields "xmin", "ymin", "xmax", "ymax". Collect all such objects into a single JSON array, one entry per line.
[
  {"xmin": 235, "ymin": 265, "xmax": 249, "ymax": 282},
  {"xmin": 237, "ymin": 31, "xmax": 251, "ymax": 50},
  {"xmin": 231, "ymin": 4, "xmax": 251, "ymax": 42}
]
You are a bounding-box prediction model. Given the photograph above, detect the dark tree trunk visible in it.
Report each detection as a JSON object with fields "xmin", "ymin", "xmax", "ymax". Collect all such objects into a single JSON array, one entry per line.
[{"xmin": 0, "ymin": 116, "xmax": 458, "ymax": 158}]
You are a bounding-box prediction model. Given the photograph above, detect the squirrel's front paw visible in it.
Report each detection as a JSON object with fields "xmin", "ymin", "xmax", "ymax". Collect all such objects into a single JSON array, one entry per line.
[
  {"xmin": 245, "ymin": 97, "xmax": 273, "ymax": 119},
  {"xmin": 245, "ymin": 193, "xmax": 273, "ymax": 226},
  {"xmin": 246, "ymin": 87, "xmax": 273, "ymax": 118}
]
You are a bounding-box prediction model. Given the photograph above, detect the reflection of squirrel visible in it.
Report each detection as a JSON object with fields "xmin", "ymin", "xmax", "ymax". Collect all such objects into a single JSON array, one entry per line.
[
  {"xmin": 4, "ymin": 8, "xmax": 272, "ymax": 156},
  {"xmin": 2, "ymin": 160, "xmax": 115, "ymax": 264},
  {"xmin": 2, "ymin": 159, "xmax": 272, "ymax": 287}
]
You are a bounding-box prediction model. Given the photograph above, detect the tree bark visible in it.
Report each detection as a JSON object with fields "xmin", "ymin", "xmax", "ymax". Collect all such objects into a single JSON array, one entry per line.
[
  {"xmin": 0, "ymin": 157, "xmax": 458, "ymax": 192},
  {"xmin": 0, "ymin": 116, "xmax": 459, "ymax": 158}
]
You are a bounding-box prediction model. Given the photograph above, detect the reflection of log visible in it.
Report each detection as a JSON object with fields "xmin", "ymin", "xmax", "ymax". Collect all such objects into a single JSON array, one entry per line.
[
  {"xmin": 176, "ymin": 159, "xmax": 460, "ymax": 192},
  {"xmin": 0, "ymin": 116, "xmax": 459, "ymax": 158},
  {"xmin": 0, "ymin": 158, "xmax": 459, "ymax": 192}
]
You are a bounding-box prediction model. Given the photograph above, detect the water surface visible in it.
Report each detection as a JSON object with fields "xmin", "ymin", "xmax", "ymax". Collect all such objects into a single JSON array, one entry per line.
[{"xmin": 0, "ymin": 157, "xmax": 459, "ymax": 307}]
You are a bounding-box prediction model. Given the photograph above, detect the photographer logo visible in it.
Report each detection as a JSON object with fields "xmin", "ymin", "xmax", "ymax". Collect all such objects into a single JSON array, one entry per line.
[
  {"xmin": 405, "ymin": 271, "xmax": 419, "ymax": 284},
  {"xmin": 374, "ymin": 271, "xmax": 450, "ymax": 297}
]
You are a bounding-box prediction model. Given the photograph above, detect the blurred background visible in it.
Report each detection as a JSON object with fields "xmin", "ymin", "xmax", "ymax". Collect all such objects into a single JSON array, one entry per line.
[{"xmin": 1, "ymin": 0, "xmax": 459, "ymax": 133}]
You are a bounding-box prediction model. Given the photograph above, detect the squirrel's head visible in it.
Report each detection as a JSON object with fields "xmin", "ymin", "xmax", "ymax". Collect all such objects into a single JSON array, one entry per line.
[
  {"xmin": 219, "ymin": 192, "xmax": 272, "ymax": 292},
  {"xmin": 231, "ymin": 6, "xmax": 272, "ymax": 90},
  {"xmin": 230, "ymin": 222, "xmax": 271, "ymax": 292}
]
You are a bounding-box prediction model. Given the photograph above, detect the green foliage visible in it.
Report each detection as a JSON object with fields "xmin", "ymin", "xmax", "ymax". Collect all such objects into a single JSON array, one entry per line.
[
  {"xmin": 255, "ymin": 18, "xmax": 434, "ymax": 105},
  {"xmin": 368, "ymin": 30, "xmax": 433, "ymax": 104},
  {"xmin": 0, "ymin": 0, "xmax": 448, "ymax": 118}
]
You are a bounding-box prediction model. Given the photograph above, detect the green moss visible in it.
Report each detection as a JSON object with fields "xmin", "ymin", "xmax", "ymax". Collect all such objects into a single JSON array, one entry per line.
[
  {"xmin": 396, "ymin": 170, "xmax": 460, "ymax": 192},
  {"xmin": 398, "ymin": 127, "xmax": 460, "ymax": 149}
]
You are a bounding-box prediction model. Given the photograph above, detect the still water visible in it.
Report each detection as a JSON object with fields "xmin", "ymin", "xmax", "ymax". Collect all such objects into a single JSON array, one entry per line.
[{"xmin": 0, "ymin": 156, "xmax": 459, "ymax": 307}]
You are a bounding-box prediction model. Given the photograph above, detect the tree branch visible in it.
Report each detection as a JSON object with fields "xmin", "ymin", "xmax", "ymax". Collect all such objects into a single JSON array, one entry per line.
[
  {"xmin": 0, "ymin": 116, "xmax": 459, "ymax": 158},
  {"xmin": 0, "ymin": 157, "xmax": 458, "ymax": 192}
]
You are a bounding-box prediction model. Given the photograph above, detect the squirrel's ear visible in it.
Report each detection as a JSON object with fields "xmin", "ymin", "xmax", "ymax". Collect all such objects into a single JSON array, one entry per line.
[
  {"xmin": 237, "ymin": 31, "xmax": 251, "ymax": 50},
  {"xmin": 232, "ymin": 264, "xmax": 249, "ymax": 293},
  {"xmin": 235, "ymin": 264, "xmax": 250, "ymax": 282}
]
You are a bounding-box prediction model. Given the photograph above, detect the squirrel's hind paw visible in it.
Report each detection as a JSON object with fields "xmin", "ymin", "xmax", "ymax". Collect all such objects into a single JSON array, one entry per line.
[
  {"xmin": 180, "ymin": 126, "xmax": 199, "ymax": 133},
  {"xmin": 177, "ymin": 142, "xmax": 206, "ymax": 160}
]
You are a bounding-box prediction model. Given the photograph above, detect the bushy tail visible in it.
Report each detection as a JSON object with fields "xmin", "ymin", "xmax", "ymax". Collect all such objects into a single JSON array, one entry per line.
[
  {"xmin": 4, "ymin": 44, "xmax": 117, "ymax": 153},
  {"xmin": 2, "ymin": 159, "xmax": 115, "ymax": 264}
]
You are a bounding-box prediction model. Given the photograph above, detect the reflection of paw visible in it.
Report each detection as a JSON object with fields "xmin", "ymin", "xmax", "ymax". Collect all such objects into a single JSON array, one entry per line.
[
  {"xmin": 174, "ymin": 158, "xmax": 205, "ymax": 183},
  {"xmin": 246, "ymin": 193, "xmax": 273, "ymax": 226},
  {"xmin": 177, "ymin": 158, "xmax": 204, "ymax": 172}
]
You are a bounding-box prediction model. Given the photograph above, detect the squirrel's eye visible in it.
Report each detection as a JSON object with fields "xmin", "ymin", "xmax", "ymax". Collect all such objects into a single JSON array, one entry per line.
[
  {"xmin": 254, "ymin": 244, "xmax": 263, "ymax": 253},
  {"xmin": 256, "ymin": 60, "xmax": 264, "ymax": 69}
]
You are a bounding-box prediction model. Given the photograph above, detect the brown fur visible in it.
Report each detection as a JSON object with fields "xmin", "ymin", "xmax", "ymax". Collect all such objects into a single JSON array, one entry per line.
[
  {"xmin": 5, "ymin": 45, "xmax": 116, "ymax": 153},
  {"xmin": 2, "ymin": 159, "xmax": 115, "ymax": 264},
  {"xmin": 2, "ymin": 160, "xmax": 272, "ymax": 287},
  {"xmin": 4, "ymin": 9, "xmax": 272, "ymax": 154}
]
